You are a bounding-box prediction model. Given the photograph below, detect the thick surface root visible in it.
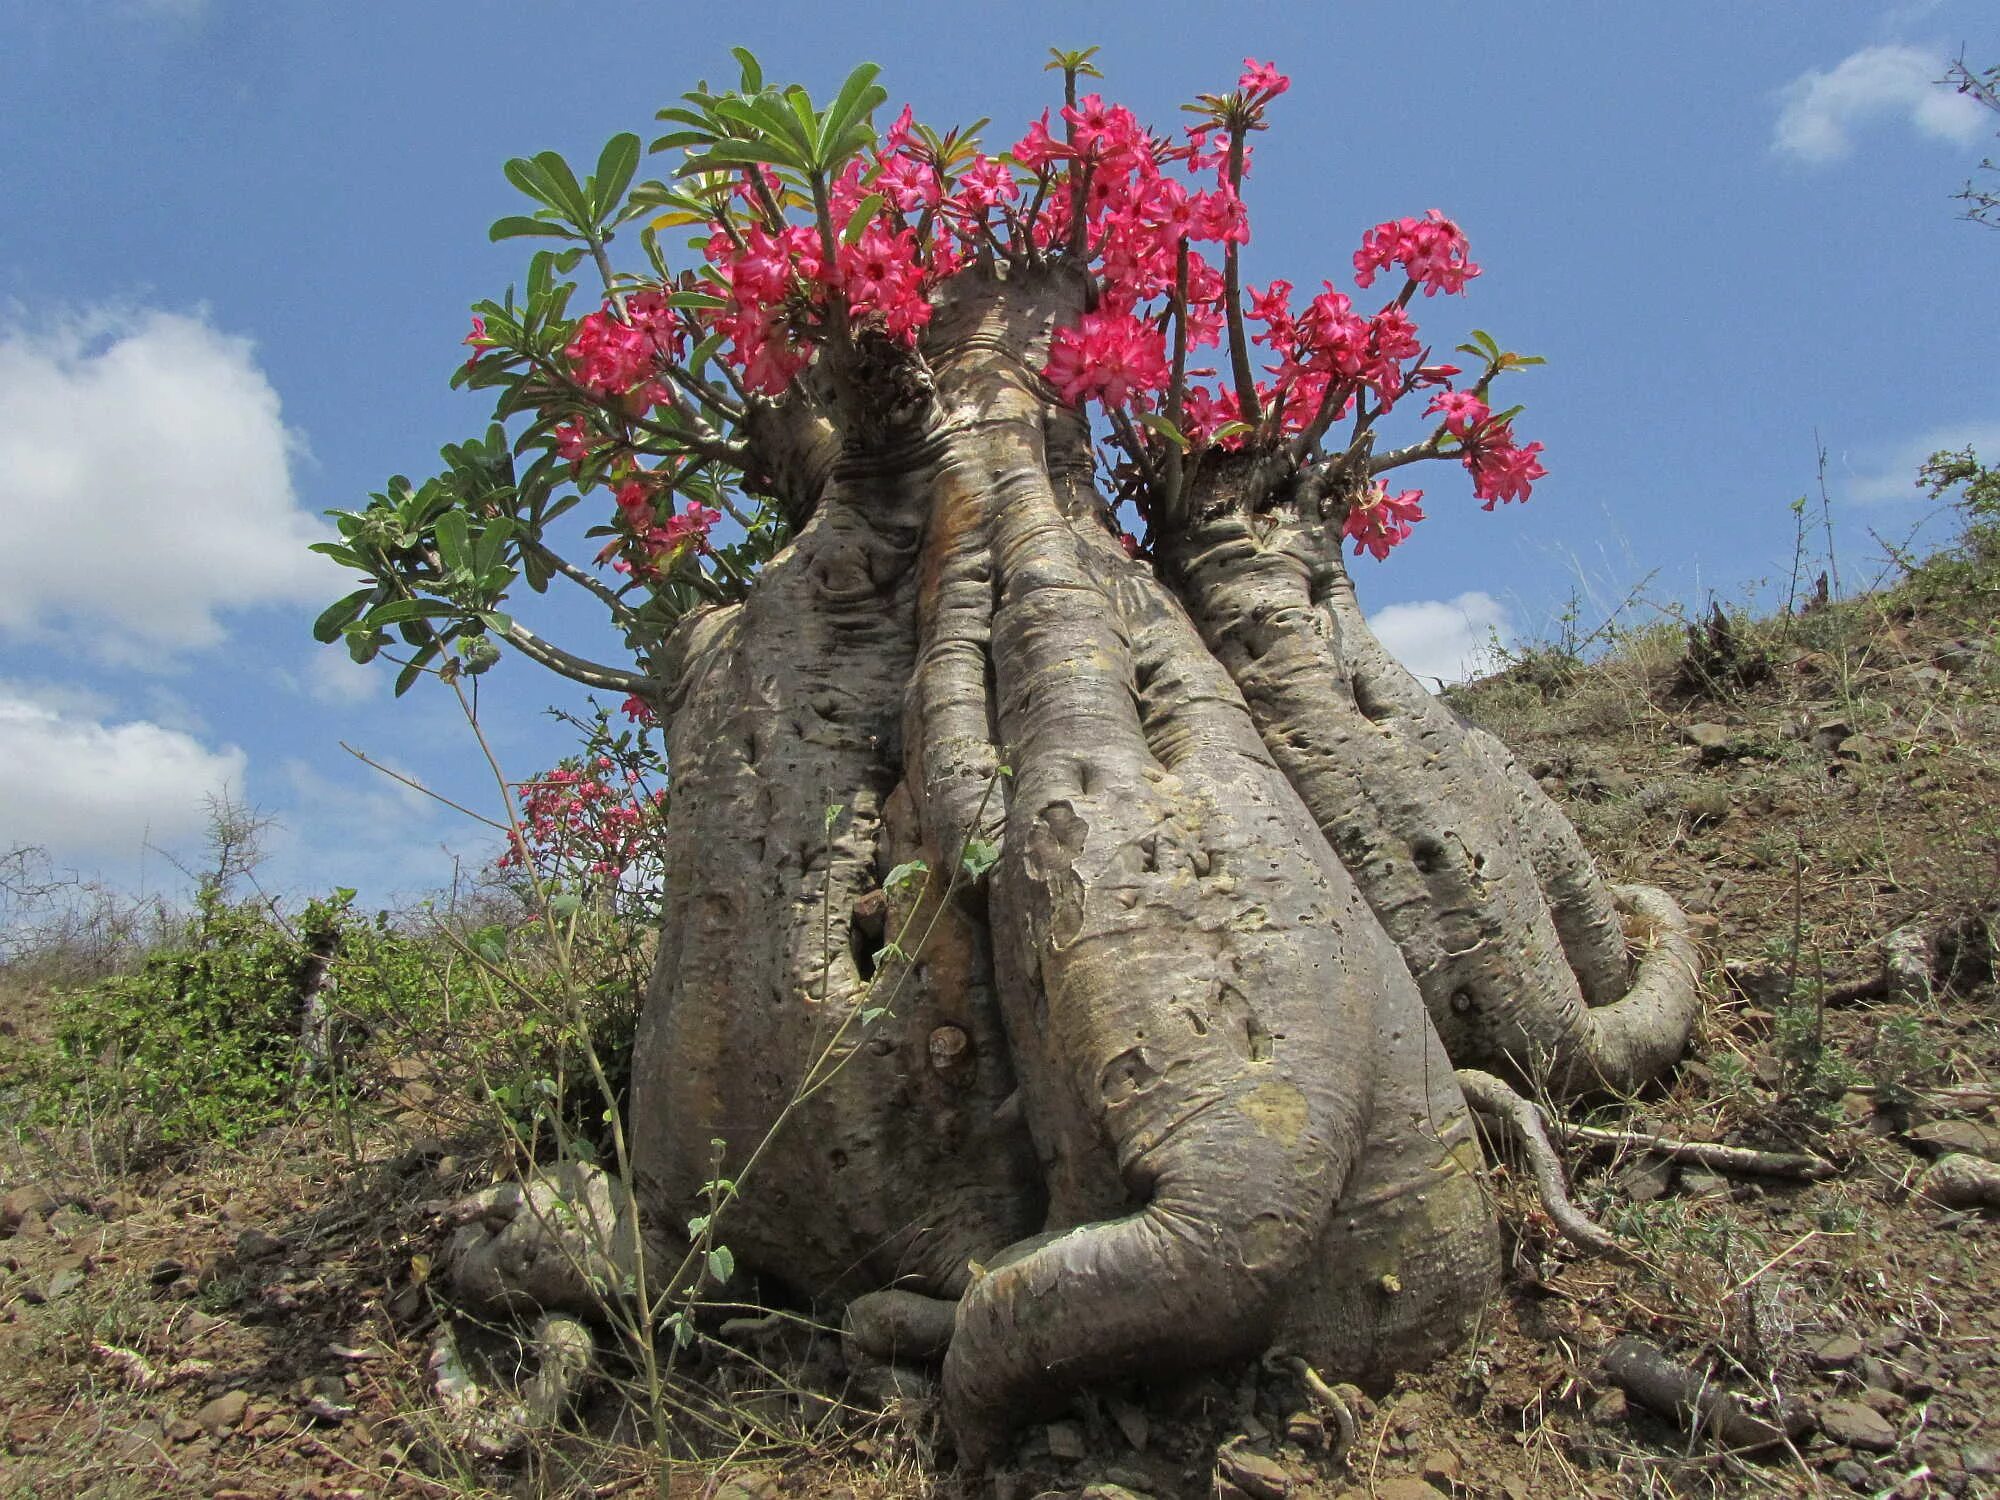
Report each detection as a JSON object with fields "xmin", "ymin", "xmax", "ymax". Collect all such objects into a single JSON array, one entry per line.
[{"xmin": 1162, "ymin": 507, "xmax": 1700, "ymax": 1097}]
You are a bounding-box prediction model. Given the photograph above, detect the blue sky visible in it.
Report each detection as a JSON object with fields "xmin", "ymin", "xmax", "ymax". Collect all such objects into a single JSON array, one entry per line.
[{"xmin": 2, "ymin": 1, "xmax": 1995, "ymax": 912}]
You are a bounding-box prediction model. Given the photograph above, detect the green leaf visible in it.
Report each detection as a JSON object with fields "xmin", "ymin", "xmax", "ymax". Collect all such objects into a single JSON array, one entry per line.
[
  {"xmin": 883, "ymin": 859, "xmax": 928, "ymax": 895},
  {"xmin": 434, "ymin": 510, "xmax": 471, "ymax": 574},
  {"xmin": 820, "ymin": 62, "xmax": 885, "ymax": 158},
  {"xmin": 1137, "ymin": 412, "xmax": 1190, "ymax": 450},
  {"xmin": 503, "ymin": 156, "xmax": 567, "ymax": 217},
  {"xmin": 840, "ymin": 194, "xmax": 887, "ymax": 243},
  {"xmin": 313, "ymin": 589, "xmax": 373, "ymax": 644},
  {"xmin": 678, "ymin": 138, "xmax": 805, "ymax": 177},
  {"xmin": 393, "ymin": 648, "xmax": 432, "ymax": 697},
  {"xmin": 364, "ymin": 598, "xmax": 461, "ymax": 628},
  {"xmin": 730, "ymin": 46, "xmax": 764, "ymax": 93},
  {"xmin": 589, "ymin": 133, "xmax": 642, "ymax": 223},
  {"xmin": 706, "ymin": 1245, "xmax": 735, "ymax": 1285},
  {"xmin": 489, "ymin": 214, "xmax": 578, "ymax": 243},
  {"xmin": 531, "ymin": 150, "xmax": 596, "ymax": 227},
  {"xmin": 960, "ymin": 837, "xmax": 1000, "ymax": 879},
  {"xmin": 824, "ymin": 803, "xmax": 843, "ymax": 835}
]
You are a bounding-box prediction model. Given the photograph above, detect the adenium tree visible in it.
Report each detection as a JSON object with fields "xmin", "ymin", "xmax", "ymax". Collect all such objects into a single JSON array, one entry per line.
[{"xmin": 316, "ymin": 48, "xmax": 1699, "ymax": 1460}]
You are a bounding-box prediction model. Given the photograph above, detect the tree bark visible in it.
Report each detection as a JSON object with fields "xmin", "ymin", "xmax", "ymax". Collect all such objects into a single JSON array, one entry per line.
[{"xmin": 541, "ymin": 264, "xmax": 1693, "ymax": 1458}]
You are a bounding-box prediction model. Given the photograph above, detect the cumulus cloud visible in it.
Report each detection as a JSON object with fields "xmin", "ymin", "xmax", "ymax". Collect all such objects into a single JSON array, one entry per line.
[
  {"xmin": 301, "ymin": 647, "xmax": 381, "ymax": 706},
  {"xmin": 1840, "ymin": 420, "xmax": 2000, "ymax": 504},
  {"xmin": 1773, "ymin": 44, "xmax": 1987, "ymax": 163},
  {"xmin": 1368, "ymin": 591, "xmax": 1512, "ymax": 687},
  {"xmin": 0, "ymin": 684, "xmax": 247, "ymax": 861},
  {"xmin": 0, "ymin": 307, "xmax": 333, "ymax": 660}
]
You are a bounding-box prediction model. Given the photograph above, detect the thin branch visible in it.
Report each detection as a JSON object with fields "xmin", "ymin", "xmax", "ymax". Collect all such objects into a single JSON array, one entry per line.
[
  {"xmin": 501, "ymin": 620, "xmax": 657, "ymax": 695},
  {"xmin": 1221, "ymin": 126, "xmax": 1260, "ymax": 425},
  {"xmin": 523, "ymin": 538, "xmax": 641, "ymax": 627},
  {"xmin": 339, "ymin": 743, "xmax": 513, "ymax": 832}
]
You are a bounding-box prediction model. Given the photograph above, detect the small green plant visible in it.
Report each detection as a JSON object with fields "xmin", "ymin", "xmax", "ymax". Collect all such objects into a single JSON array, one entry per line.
[{"xmin": 6, "ymin": 888, "xmax": 378, "ymax": 1155}]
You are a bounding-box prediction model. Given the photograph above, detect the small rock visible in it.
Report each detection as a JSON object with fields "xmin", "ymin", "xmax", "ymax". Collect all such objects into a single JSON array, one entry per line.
[
  {"xmin": 710, "ymin": 1471, "xmax": 780, "ymax": 1500},
  {"xmin": 111, "ymin": 1418, "xmax": 164, "ymax": 1460},
  {"xmin": 1684, "ymin": 722, "xmax": 1734, "ymax": 761},
  {"xmin": 1371, "ymin": 1482, "xmax": 1446, "ymax": 1500},
  {"xmin": 1810, "ymin": 1335, "xmax": 1864, "ymax": 1371},
  {"xmin": 165, "ymin": 1415, "xmax": 203, "ymax": 1443},
  {"xmin": 1216, "ymin": 1446, "xmax": 1306, "ymax": 1499},
  {"xmin": 194, "ymin": 1388, "xmax": 251, "ymax": 1437},
  {"xmin": 1679, "ymin": 1169, "xmax": 1732, "ymax": 1199},
  {"xmin": 1906, "ymin": 1119, "xmax": 2000, "ymax": 1161},
  {"xmin": 1283, "ymin": 1411, "xmax": 1324, "ymax": 1448},
  {"xmin": 1107, "ymin": 1396, "xmax": 1149, "ymax": 1451},
  {"xmin": 1858, "ymin": 1386, "xmax": 1907, "ymax": 1417},
  {"xmin": 1831, "ymin": 1459, "xmax": 1872, "ymax": 1490},
  {"xmin": 0, "ymin": 1184, "xmax": 59, "ymax": 1233},
  {"xmin": 1097, "ymin": 1467, "xmax": 1156, "ymax": 1494},
  {"xmin": 234, "ymin": 1228, "xmax": 287, "ymax": 1261},
  {"xmin": 1617, "ymin": 1155, "xmax": 1674, "ymax": 1203},
  {"xmin": 1419, "ymin": 1449, "xmax": 1461, "ymax": 1487},
  {"xmin": 1589, "ymin": 1387, "xmax": 1630, "ymax": 1424},
  {"xmin": 1820, "ymin": 1399, "xmax": 1897, "ymax": 1453},
  {"xmin": 1045, "ymin": 1420, "xmax": 1088, "ymax": 1462},
  {"xmin": 1078, "ymin": 1487, "xmax": 1150, "ymax": 1500},
  {"xmin": 43, "ymin": 1253, "xmax": 89, "ymax": 1301}
]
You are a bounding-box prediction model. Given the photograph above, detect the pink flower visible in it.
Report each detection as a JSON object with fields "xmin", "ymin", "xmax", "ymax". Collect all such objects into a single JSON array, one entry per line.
[
  {"xmin": 1465, "ymin": 427, "xmax": 1546, "ymax": 508},
  {"xmin": 837, "ymin": 222, "xmax": 931, "ymax": 342},
  {"xmin": 1044, "ymin": 308, "xmax": 1170, "ymax": 409},
  {"xmin": 554, "ymin": 419, "xmax": 592, "ymax": 463},
  {"xmin": 1354, "ymin": 210, "xmax": 1480, "ymax": 296},
  {"xmin": 953, "ymin": 154, "xmax": 1019, "ymax": 213},
  {"xmin": 1423, "ymin": 389, "xmax": 1489, "ymax": 437},
  {"xmin": 1239, "ymin": 59, "xmax": 1290, "ymax": 97},
  {"xmin": 620, "ymin": 694, "xmax": 655, "ymax": 724},
  {"xmin": 463, "ymin": 316, "xmax": 490, "ymax": 368},
  {"xmin": 1012, "ymin": 110, "xmax": 1070, "ymax": 172},
  {"xmin": 1342, "ymin": 484, "xmax": 1426, "ymax": 560}
]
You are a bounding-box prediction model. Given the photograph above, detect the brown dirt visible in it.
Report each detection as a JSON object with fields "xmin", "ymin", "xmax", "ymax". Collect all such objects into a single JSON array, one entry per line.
[{"xmin": 3, "ymin": 573, "xmax": 1997, "ymax": 1498}]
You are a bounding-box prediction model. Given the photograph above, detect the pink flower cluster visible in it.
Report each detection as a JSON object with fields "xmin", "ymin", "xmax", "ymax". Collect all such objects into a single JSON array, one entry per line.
[
  {"xmin": 1353, "ymin": 209, "xmax": 1481, "ymax": 297},
  {"xmin": 1342, "ymin": 483, "xmax": 1427, "ymax": 561},
  {"xmin": 564, "ymin": 290, "xmax": 687, "ymax": 399},
  {"xmin": 497, "ymin": 757, "xmax": 667, "ymax": 881}
]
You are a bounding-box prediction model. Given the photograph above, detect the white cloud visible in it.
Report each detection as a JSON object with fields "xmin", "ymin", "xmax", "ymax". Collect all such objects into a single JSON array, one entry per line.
[
  {"xmin": 1368, "ymin": 591, "xmax": 1512, "ymax": 687},
  {"xmin": 1838, "ymin": 419, "xmax": 2000, "ymax": 504},
  {"xmin": 0, "ymin": 686, "xmax": 247, "ymax": 861},
  {"xmin": 1773, "ymin": 44, "xmax": 1987, "ymax": 163},
  {"xmin": 302, "ymin": 647, "xmax": 381, "ymax": 706},
  {"xmin": 0, "ymin": 307, "xmax": 334, "ymax": 660}
]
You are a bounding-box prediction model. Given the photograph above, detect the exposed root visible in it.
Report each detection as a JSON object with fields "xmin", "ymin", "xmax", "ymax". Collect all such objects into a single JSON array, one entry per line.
[
  {"xmin": 1455, "ymin": 1069, "xmax": 1626, "ymax": 1260},
  {"xmin": 1562, "ymin": 1124, "xmax": 1835, "ymax": 1180},
  {"xmin": 427, "ymin": 1314, "xmax": 600, "ymax": 1459},
  {"xmin": 1601, "ymin": 1335, "xmax": 1812, "ymax": 1452},
  {"xmin": 842, "ymin": 1288, "xmax": 958, "ymax": 1364},
  {"xmin": 1281, "ymin": 1355, "xmax": 1361, "ymax": 1459}
]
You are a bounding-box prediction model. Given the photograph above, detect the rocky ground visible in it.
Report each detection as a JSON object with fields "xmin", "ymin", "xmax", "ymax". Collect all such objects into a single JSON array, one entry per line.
[{"xmin": 2, "ymin": 561, "xmax": 1997, "ymax": 1498}]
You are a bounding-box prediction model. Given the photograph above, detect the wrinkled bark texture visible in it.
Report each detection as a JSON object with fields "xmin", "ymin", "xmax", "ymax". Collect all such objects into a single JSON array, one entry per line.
[{"xmin": 611, "ymin": 265, "xmax": 1695, "ymax": 1457}]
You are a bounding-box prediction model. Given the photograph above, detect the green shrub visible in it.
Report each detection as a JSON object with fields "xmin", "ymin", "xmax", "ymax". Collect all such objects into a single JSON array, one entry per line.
[{"xmin": 4, "ymin": 889, "xmax": 428, "ymax": 1155}]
